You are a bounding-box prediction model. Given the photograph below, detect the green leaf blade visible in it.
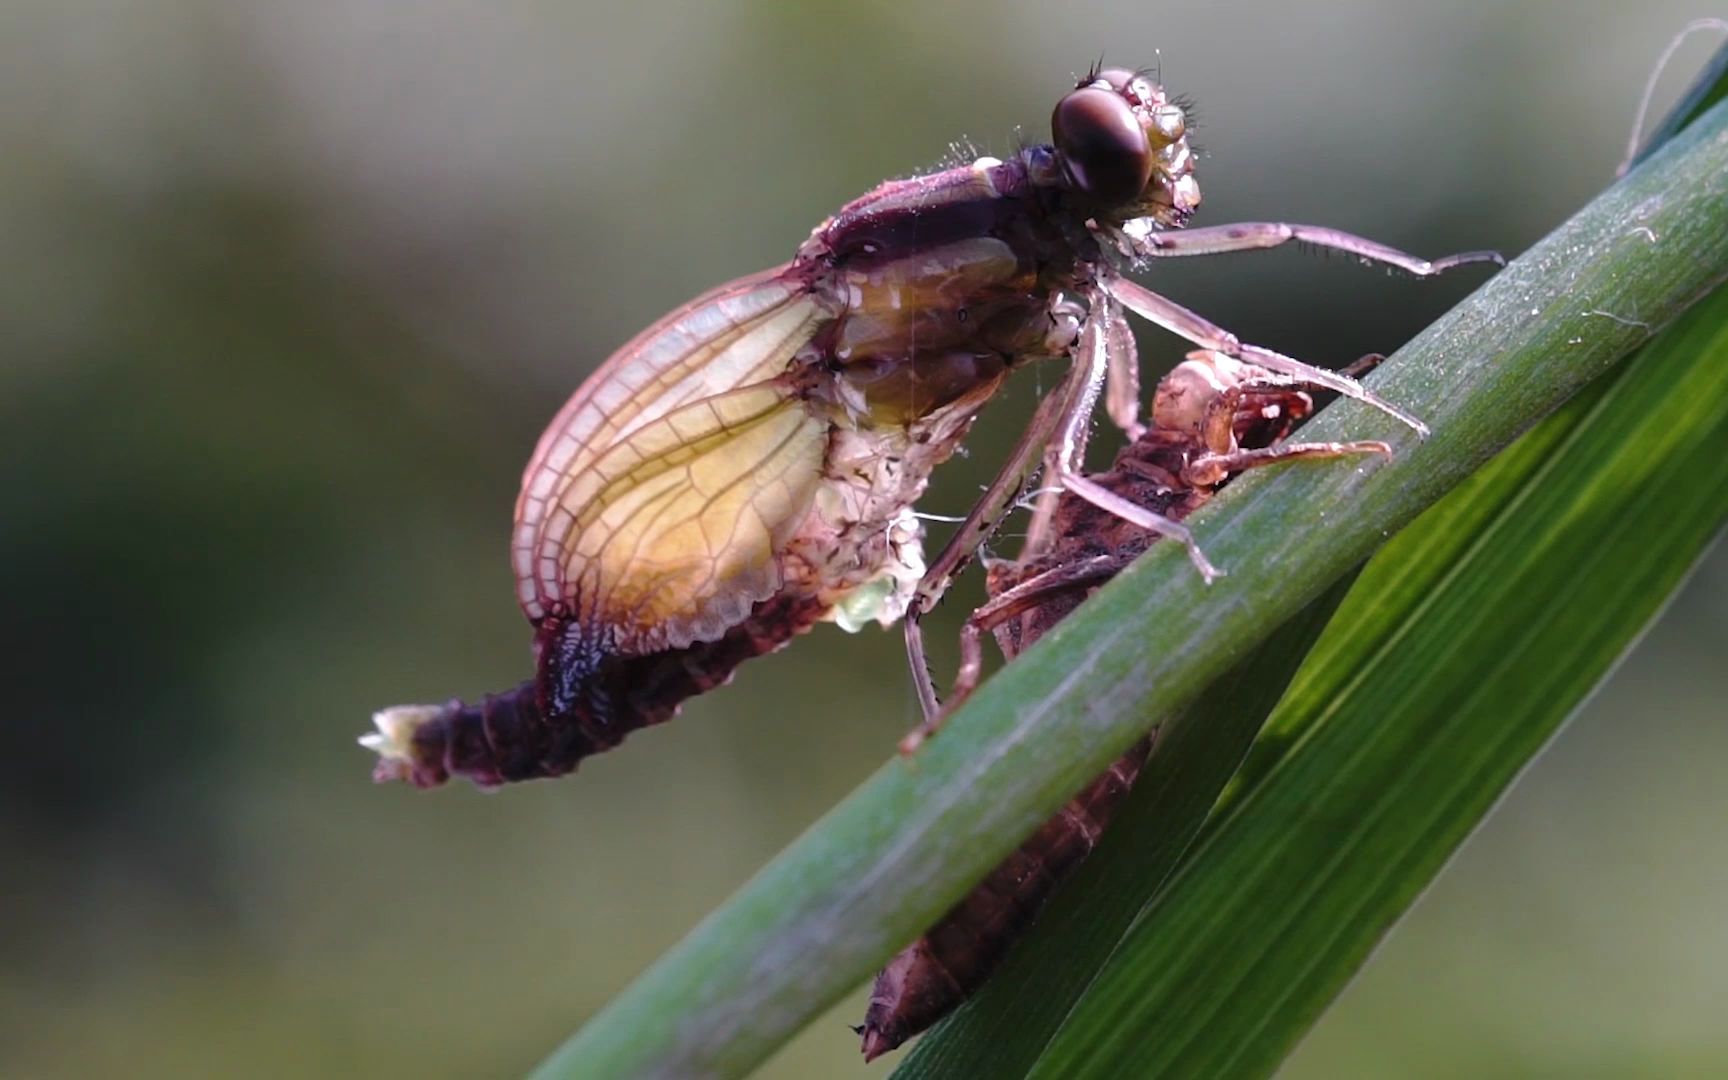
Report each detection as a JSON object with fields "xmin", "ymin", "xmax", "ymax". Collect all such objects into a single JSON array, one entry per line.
[{"xmin": 1025, "ymin": 282, "xmax": 1728, "ymax": 1079}]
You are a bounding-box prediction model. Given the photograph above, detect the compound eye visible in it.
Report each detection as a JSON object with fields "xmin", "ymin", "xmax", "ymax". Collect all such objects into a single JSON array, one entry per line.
[{"xmin": 1051, "ymin": 87, "xmax": 1153, "ymax": 207}]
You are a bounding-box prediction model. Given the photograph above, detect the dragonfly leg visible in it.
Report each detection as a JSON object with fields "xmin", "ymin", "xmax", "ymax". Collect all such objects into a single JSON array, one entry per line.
[
  {"xmin": 902, "ymin": 616, "xmax": 942, "ymax": 728},
  {"xmin": 1196, "ymin": 354, "xmax": 1377, "ymax": 454},
  {"xmin": 901, "ymin": 554, "xmax": 1122, "ymax": 755},
  {"xmin": 901, "ymin": 360, "xmax": 1079, "ymax": 722},
  {"xmin": 1018, "ymin": 475, "xmax": 1066, "ymax": 559},
  {"xmin": 1102, "ymin": 298, "xmax": 1144, "ymax": 439},
  {"xmin": 1106, "ymin": 275, "xmax": 1431, "ymax": 437},
  {"xmin": 1338, "ymin": 351, "xmax": 1387, "ymax": 379},
  {"xmin": 1051, "ymin": 293, "xmax": 1226, "ymax": 582},
  {"xmin": 1185, "ymin": 440, "xmax": 1391, "ymax": 489},
  {"xmin": 1125, "ymin": 221, "xmax": 1503, "ymax": 278},
  {"xmin": 901, "ymin": 288, "xmax": 1103, "ymax": 722},
  {"xmin": 1161, "ymin": 350, "xmax": 1393, "ymax": 479},
  {"xmin": 1216, "ymin": 351, "xmax": 1385, "ymax": 443}
]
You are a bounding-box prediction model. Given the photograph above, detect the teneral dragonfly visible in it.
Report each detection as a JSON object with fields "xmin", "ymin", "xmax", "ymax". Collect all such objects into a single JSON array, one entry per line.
[
  {"xmin": 363, "ymin": 66, "xmax": 1500, "ymax": 789},
  {"xmin": 861, "ymin": 349, "xmax": 1391, "ymax": 1059}
]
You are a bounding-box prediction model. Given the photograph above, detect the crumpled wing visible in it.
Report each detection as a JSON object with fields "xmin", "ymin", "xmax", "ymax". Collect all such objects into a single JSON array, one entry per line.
[
  {"xmin": 554, "ymin": 382, "xmax": 827, "ymax": 652},
  {"xmin": 513, "ymin": 269, "xmax": 832, "ymax": 651}
]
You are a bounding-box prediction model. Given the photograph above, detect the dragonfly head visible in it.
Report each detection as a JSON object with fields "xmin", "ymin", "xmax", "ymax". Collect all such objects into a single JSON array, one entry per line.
[{"xmin": 1051, "ymin": 67, "xmax": 1199, "ymax": 227}]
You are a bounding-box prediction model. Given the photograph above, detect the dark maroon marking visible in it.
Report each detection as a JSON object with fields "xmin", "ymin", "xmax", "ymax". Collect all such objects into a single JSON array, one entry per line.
[
  {"xmin": 797, "ymin": 157, "xmax": 1077, "ymax": 293},
  {"xmin": 384, "ymin": 596, "xmax": 830, "ymax": 790}
]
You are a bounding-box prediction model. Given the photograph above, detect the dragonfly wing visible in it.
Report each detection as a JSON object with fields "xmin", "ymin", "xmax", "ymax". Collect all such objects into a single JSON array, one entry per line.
[
  {"xmin": 556, "ymin": 382, "xmax": 827, "ymax": 652},
  {"xmin": 513, "ymin": 268, "xmax": 833, "ymax": 650}
]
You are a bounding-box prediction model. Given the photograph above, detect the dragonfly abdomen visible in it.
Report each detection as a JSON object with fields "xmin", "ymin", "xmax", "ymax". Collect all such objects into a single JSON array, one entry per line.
[{"xmin": 367, "ymin": 596, "xmax": 832, "ymax": 788}]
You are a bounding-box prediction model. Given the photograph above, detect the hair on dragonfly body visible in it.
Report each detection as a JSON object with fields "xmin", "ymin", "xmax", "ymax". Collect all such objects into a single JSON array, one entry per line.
[{"xmin": 363, "ymin": 66, "xmax": 1499, "ymax": 791}]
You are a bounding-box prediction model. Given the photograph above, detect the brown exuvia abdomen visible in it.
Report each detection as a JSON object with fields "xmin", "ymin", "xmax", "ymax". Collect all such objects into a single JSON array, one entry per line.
[{"xmin": 859, "ymin": 734, "xmax": 1154, "ymax": 1061}]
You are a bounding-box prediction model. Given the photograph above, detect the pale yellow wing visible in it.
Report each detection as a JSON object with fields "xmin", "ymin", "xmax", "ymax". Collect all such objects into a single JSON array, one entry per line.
[
  {"xmin": 555, "ymin": 384, "xmax": 827, "ymax": 652},
  {"xmin": 512, "ymin": 268, "xmax": 832, "ymax": 649}
]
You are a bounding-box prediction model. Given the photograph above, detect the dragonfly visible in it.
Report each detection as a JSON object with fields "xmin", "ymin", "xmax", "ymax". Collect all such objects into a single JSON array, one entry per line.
[
  {"xmin": 860, "ymin": 349, "xmax": 1392, "ymax": 1059},
  {"xmin": 363, "ymin": 65, "xmax": 1501, "ymax": 789}
]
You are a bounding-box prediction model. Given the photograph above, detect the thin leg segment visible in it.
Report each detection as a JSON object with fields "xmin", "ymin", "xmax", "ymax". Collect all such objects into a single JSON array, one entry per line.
[
  {"xmin": 902, "ymin": 332, "xmax": 1096, "ymax": 722},
  {"xmin": 899, "ymin": 554, "xmax": 1121, "ymax": 754},
  {"xmin": 1126, "ymin": 221, "xmax": 1504, "ymax": 277},
  {"xmin": 1105, "ymin": 275, "xmax": 1431, "ymax": 437},
  {"xmin": 903, "ymin": 284, "xmax": 1209, "ymax": 726},
  {"xmin": 1338, "ymin": 352, "xmax": 1387, "ymax": 379},
  {"xmin": 1053, "ymin": 287, "xmax": 1224, "ymax": 582},
  {"xmin": 911, "ymin": 362, "xmax": 1079, "ymax": 622},
  {"xmin": 902, "ymin": 616, "xmax": 942, "ymax": 730},
  {"xmin": 1187, "ymin": 440, "xmax": 1391, "ymax": 486}
]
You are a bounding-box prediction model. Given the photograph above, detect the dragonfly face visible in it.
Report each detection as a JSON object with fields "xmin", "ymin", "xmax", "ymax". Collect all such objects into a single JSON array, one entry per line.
[{"xmin": 364, "ymin": 67, "xmax": 1499, "ymax": 789}]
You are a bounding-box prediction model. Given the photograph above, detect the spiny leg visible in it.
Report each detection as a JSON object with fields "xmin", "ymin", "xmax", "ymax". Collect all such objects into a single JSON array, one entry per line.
[
  {"xmin": 899, "ymin": 554, "xmax": 1122, "ymax": 755},
  {"xmin": 1186, "ymin": 440, "xmax": 1391, "ymax": 487},
  {"xmin": 1020, "ymin": 404, "xmax": 1100, "ymax": 558},
  {"xmin": 902, "ymin": 287, "xmax": 1162, "ymax": 729},
  {"xmin": 1221, "ymin": 353, "xmax": 1385, "ymax": 445},
  {"xmin": 1054, "ymin": 286, "xmax": 1225, "ymax": 582},
  {"xmin": 1019, "ymin": 473, "xmax": 1067, "ymax": 559},
  {"xmin": 911, "ymin": 363, "xmax": 1079, "ymax": 623},
  {"xmin": 902, "ymin": 336, "xmax": 1089, "ymax": 723},
  {"xmin": 1195, "ymin": 356, "xmax": 1376, "ymax": 457},
  {"xmin": 1106, "ymin": 275, "xmax": 1431, "ymax": 436},
  {"xmin": 1022, "ymin": 301, "xmax": 1149, "ymax": 558},
  {"xmin": 1025, "ymin": 307, "xmax": 1120, "ymax": 558},
  {"xmin": 1224, "ymin": 353, "xmax": 1386, "ymax": 431},
  {"xmin": 1125, "ymin": 220, "xmax": 1504, "ymax": 277}
]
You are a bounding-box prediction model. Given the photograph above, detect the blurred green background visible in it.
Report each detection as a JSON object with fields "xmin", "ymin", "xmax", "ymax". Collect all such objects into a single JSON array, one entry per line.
[{"xmin": 4, "ymin": 2, "xmax": 1724, "ymax": 1076}]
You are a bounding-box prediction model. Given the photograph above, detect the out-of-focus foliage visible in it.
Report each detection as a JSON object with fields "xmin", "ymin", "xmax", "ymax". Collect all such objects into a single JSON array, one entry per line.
[{"xmin": 2, "ymin": 3, "xmax": 1723, "ymax": 1077}]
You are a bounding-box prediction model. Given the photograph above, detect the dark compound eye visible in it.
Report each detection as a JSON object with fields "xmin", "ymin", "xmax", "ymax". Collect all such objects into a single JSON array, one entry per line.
[{"xmin": 1051, "ymin": 86, "xmax": 1152, "ymax": 208}]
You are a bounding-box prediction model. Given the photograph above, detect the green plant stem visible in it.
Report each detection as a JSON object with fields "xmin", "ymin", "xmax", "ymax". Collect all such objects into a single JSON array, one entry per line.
[
  {"xmin": 1024, "ymin": 281, "xmax": 1728, "ymax": 1078},
  {"xmin": 533, "ymin": 98, "xmax": 1728, "ymax": 1080}
]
